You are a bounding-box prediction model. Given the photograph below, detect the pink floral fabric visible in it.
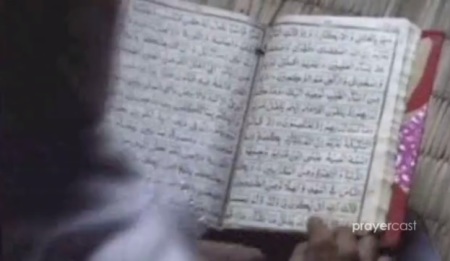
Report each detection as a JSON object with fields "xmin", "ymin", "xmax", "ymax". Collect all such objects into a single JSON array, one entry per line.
[{"xmin": 395, "ymin": 105, "xmax": 428, "ymax": 192}]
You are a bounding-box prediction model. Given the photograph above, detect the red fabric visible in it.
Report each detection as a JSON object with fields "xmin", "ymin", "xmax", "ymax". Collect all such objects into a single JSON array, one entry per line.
[{"xmin": 381, "ymin": 31, "xmax": 445, "ymax": 249}]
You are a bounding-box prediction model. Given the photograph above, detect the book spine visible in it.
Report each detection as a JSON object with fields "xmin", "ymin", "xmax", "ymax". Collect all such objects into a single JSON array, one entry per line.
[
  {"xmin": 381, "ymin": 31, "xmax": 445, "ymax": 249},
  {"xmin": 219, "ymin": 29, "xmax": 267, "ymax": 226}
]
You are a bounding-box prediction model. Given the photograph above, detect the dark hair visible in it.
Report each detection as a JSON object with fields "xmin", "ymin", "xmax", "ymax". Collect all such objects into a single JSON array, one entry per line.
[{"xmin": 0, "ymin": 0, "xmax": 126, "ymax": 259}]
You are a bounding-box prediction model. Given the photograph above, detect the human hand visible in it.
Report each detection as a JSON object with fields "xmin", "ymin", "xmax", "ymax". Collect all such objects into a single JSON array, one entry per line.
[{"xmin": 289, "ymin": 217, "xmax": 392, "ymax": 261}]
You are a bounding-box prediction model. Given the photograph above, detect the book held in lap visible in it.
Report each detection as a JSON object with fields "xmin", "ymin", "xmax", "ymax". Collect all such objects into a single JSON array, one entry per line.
[{"xmin": 104, "ymin": 0, "xmax": 442, "ymax": 238}]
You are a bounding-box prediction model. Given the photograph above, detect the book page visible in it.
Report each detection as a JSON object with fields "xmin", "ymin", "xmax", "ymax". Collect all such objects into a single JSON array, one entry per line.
[
  {"xmin": 104, "ymin": 0, "xmax": 264, "ymax": 225},
  {"xmin": 224, "ymin": 16, "xmax": 419, "ymax": 231}
]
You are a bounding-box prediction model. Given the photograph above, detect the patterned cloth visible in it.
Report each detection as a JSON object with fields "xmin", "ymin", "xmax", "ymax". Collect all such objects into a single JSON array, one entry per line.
[{"xmin": 395, "ymin": 105, "xmax": 428, "ymax": 192}]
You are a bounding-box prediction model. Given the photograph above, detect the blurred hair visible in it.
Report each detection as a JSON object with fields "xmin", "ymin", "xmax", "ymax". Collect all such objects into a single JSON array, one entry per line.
[{"xmin": 0, "ymin": 1, "xmax": 196, "ymax": 260}]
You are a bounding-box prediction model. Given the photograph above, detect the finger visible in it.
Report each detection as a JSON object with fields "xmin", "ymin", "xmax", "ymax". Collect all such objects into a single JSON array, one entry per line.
[
  {"xmin": 305, "ymin": 243, "xmax": 339, "ymax": 261},
  {"xmin": 358, "ymin": 235, "xmax": 378, "ymax": 261},
  {"xmin": 289, "ymin": 242, "xmax": 307, "ymax": 261},
  {"xmin": 334, "ymin": 227, "xmax": 359, "ymax": 260},
  {"xmin": 307, "ymin": 217, "xmax": 333, "ymax": 243},
  {"xmin": 306, "ymin": 217, "xmax": 338, "ymax": 261}
]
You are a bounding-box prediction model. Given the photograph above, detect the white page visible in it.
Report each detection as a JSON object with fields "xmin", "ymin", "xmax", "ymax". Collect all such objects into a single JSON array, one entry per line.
[
  {"xmin": 224, "ymin": 15, "xmax": 420, "ymax": 231},
  {"xmin": 104, "ymin": 0, "xmax": 264, "ymax": 225}
]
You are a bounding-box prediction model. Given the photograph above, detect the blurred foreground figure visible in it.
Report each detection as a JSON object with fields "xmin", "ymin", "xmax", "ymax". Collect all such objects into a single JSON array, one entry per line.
[{"xmin": 0, "ymin": 0, "xmax": 196, "ymax": 260}]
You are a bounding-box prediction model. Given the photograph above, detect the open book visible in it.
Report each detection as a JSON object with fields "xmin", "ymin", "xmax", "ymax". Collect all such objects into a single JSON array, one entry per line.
[{"xmin": 105, "ymin": 0, "xmax": 423, "ymax": 232}]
